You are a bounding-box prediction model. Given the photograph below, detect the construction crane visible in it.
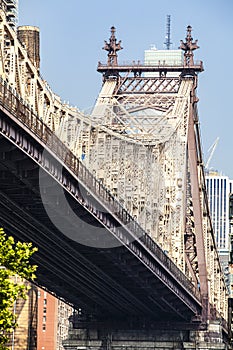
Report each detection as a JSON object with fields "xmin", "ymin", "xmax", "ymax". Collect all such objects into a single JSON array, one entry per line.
[{"xmin": 205, "ymin": 137, "xmax": 219, "ymax": 169}]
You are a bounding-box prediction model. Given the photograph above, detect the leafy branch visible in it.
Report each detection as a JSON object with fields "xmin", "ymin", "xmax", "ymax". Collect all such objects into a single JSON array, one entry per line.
[{"xmin": 0, "ymin": 228, "xmax": 37, "ymax": 349}]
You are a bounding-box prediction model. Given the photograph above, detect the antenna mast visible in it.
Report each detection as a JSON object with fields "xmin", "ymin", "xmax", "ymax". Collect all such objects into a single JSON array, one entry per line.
[{"xmin": 164, "ymin": 15, "xmax": 172, "ymax": 50}]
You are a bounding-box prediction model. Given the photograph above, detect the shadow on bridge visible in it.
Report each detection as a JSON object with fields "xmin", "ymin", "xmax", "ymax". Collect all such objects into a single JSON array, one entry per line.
[{"xmin": 0, "ymin": 78, "xmax": 203, "ymax": 329}]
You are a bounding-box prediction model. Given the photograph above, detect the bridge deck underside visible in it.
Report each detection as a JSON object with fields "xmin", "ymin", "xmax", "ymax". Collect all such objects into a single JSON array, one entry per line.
[{"xmin": 0, "ymin": 112, "xmax": 201, "ymax": 328}]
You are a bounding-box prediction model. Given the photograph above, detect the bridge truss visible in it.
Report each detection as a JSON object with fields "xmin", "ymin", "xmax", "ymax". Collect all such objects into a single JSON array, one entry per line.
[{"xmin": 0, "ymin": 6, "xmax": 228, "ymax": 330}]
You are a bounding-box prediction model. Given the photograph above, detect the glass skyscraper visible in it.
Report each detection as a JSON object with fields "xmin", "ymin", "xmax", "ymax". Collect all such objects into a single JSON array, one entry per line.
[
  {"xmin": 144, "ymin": 46, "xmax": 183, "ymax": 66},
  {"xmin": 144, "ymin": 46, "xmax": 183, "ymax": 78},
  {"xmin": 206, "ymin": 171, "xmax": 233, "ymax": 258}
]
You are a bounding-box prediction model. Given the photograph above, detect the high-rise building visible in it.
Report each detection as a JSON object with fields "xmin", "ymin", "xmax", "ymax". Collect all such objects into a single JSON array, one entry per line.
[
  {"xmin": 37, "ymin": 288, "xmax": 73, "ymax": 350},
  {"xmin": 229, "ymin": 194, "xmax": 233, "ymax": 299},
  {"xmin": 145, "ymin": 46, "xmax": 183, "ymax": 66},
  {"xmin": 6, "ymin": 283, "xmax": 73, "ymax": 350},
  {"xmin": 0, "ymin": 0, "xmax": 18, "ymax": 30},
  {"xmin": 6, "ymin": 280, "xmax": 37, "ymax": 350},
  {"xmin": 144, "ymin": 46, "xmax": 183, "ymax": 77},
  {"xmin": 205, "ymin": 171, "xmax": 233, "ymax": 295},
  {"xmin": 37, "ymin": 289, "xmax": 57, "ymax": 350},
  {"xmin": 56, "ymin": 299, "xmax": 73, "ymax": 350},
  {"xmin": 205, "ymin": 171, "xmax": 233, "ymax": 260}
]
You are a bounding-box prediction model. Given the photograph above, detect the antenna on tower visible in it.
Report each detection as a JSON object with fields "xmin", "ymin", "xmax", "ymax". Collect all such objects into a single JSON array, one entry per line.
[{"xmin": 164, "ymin": 15, "xmax": 172, "ymax": 50}]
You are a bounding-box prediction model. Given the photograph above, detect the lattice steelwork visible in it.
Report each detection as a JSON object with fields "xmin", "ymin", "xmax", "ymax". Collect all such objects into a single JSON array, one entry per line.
[
  {"xmin": 86, "ymin": 77, "xmax": 190, "ymax": 271},
  {"xmin": 0, "ymin": 7, "xmax": 85, "ymax": 135},
  {"xmin": 0, "ymin": 5, "xmax": 228, "ymax": 327},
  {"xmin": 65, "ymin": 27, "xmax": 227, "ymax": 324}
]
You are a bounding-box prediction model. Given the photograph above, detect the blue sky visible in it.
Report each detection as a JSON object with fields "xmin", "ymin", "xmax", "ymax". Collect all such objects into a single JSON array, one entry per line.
[{"xmin": 18, "ymin": 0, "xmax": 233, "ymax": 178}]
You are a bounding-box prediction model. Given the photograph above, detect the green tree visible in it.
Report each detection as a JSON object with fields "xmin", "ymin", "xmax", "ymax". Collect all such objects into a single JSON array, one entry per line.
[{"xmin": 0, "ymin": 227, "xmax": 37, "ymax": 349}]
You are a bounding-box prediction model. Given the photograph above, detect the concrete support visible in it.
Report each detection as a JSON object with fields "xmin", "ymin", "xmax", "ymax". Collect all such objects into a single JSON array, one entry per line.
[{"xmin": 63, "ymin": 323, "xmax": 230, "ymax": 350}]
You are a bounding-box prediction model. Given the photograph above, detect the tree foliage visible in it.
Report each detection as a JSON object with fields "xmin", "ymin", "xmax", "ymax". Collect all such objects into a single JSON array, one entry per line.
[{"xmin": 0, "ymin": 227, "xmax": 37, "ymax": 349}]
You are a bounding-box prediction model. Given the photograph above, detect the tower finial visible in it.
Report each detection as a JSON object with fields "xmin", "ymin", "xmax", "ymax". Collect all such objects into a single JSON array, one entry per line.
[
  {"xmin": 103, "ymin": 26, "xmax": 123, "ymax": 66},
  {"xmin": 179, "ymin": 25, "xmax": 199, "ymax": 66}
]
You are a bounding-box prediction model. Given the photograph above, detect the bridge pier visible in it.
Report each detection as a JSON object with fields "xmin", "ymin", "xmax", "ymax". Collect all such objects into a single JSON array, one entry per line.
[{"xmin": 63, "ymin": 322, "xmax": 229, "ymax": 350}]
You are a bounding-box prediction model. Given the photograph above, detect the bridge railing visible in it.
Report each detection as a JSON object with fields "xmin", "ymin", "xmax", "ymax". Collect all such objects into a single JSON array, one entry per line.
[
  {"xmin": 0, "ymin": 77, "xmax": 200, "ymax": 300},
  {"xmin": 98, "ymin": 60, "xmax": 203, "ymax": 68},
  {"xmin": 97, "ymin": 60, "xmax": 204, "ymax": 72}
]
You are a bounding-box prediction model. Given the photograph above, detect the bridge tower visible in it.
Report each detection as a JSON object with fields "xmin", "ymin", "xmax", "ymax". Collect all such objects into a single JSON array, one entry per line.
[
  {"xmin": 63, "ymin": 26, "xmax": 229, "ymax": 349},
  {"xmin": 0, "ymin": 3, "xmax": 230, "ymax": 348}
]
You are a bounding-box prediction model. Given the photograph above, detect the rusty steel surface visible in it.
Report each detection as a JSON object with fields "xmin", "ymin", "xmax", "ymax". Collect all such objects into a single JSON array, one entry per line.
[
  {"xmin": 0, "ymin": 5, "xmax": 229, "ymax": 334},
  {"xmin": 103, "ymin": 26, "xmax": 123, "ymax": 66},
  {"xmin": 179, "ymin": 25, "xmax": 200, "ymax": 66},
  {"xmin": 0, "ymin": 77, "xmax": 203, "ymax": 324}
]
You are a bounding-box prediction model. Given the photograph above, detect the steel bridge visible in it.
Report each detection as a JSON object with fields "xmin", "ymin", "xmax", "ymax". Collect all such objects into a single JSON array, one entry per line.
[{"xmin": 0, "ymin": 4, "xmax": 230, "ymax": 347}]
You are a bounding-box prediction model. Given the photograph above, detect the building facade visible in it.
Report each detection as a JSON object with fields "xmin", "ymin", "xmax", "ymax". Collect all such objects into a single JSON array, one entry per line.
[
  {"xmin": 37, "ymin": 288, "xmax": 73, "ymax": 350},
  {"xmin": 205, "ymin": 171, "xmax": 233, "ymax": 258},
  {"xmin": 0, "ymin": 0, "xmax": 18, "ymax": 30},
  {"xmin": 6, "ymin": 280, "xmax": 37, "ymax": 350},
  {"xmin": 145, "ymin": 46, "xmax": 183, "ymax": 66},
  {"xmin": 6, "ymin": 284, "xmax": 73, "ymax": 350},
  {"xmin": 205, "ymin": 171, "xmax": 233, "ymax": 297},
  {"xmin": 144, "ymin": 46, "xmax": 183, "ymax": 77}
]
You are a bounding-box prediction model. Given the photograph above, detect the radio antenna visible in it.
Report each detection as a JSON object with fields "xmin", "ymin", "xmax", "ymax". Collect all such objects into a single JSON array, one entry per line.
[{"xmin": 164, "ymin": 15, "xmax": 172, "ymax": 50}]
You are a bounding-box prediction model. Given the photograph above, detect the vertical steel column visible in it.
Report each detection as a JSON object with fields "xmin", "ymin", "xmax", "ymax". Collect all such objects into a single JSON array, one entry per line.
[{"xmin": 187, "ymin": 77, "xmax": 209, "ymax": 323}]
